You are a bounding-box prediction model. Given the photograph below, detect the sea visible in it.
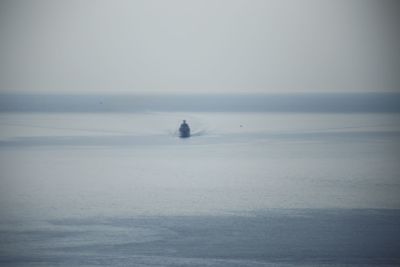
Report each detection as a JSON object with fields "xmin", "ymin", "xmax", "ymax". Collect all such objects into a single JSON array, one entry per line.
[{"xmin": 0, "ymin": 110, "xmax": 400, "ymax": 266}]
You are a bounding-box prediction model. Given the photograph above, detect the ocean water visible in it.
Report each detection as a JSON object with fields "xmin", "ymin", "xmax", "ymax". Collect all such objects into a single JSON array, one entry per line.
[{"xmin": 0, "ymin": 112, "xmax": 400, "ymax": 266}]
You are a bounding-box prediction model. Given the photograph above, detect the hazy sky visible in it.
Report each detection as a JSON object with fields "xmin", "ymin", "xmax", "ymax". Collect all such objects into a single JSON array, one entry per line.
[{"xmin": 0, "ymin": 0, "xmax": 399, "ymax": 94}]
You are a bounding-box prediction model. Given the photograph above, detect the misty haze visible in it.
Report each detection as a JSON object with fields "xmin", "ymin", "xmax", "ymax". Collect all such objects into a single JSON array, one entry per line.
[{"xmin": 1, "ymin": 1, "xmax": 400, "ymax": 266}]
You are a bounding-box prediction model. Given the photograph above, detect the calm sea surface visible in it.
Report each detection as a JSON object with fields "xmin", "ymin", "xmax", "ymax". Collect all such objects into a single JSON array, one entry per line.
[{"xmin": 0, "ymin": 112, "xmax": 400, "ymax": 266}]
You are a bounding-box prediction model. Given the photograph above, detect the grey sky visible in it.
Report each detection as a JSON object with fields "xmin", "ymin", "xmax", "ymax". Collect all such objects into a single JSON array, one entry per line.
[{"xmin": 0, "ymin": 0, "xmax": 399, "ymax": 94}]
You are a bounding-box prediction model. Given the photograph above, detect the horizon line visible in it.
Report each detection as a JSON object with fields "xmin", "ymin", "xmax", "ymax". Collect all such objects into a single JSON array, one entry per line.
[{"xmin": 1, "ymin": 93, "xmax": 400, "ymax": 113}]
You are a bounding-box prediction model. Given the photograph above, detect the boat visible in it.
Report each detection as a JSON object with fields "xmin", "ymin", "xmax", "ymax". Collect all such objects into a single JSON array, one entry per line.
[{"xmin": 179, "ymin": 120, "xmax": 190, "ymax": 138}]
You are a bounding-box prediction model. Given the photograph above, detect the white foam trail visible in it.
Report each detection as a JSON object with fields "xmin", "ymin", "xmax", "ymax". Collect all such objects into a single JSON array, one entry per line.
[{"xmin": 166, "ymin": 129, "xmax": 208, "ymax": 138}]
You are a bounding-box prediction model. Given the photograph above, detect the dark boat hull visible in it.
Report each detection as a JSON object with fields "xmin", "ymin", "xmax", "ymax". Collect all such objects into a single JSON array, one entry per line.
[
  {"xmin": 179, "ymin": 120, "xmax": 191, "ymax": 138},
  {"xmin": 179, "ymin": 129, "xmax": 190, "ymax": 138}
]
